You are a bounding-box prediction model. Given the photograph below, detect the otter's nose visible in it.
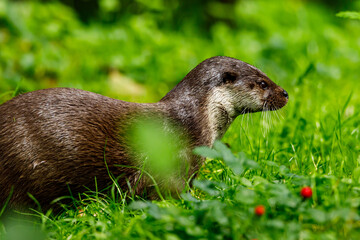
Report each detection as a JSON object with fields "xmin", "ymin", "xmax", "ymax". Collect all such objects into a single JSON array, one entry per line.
[{"xmin": 283, "ymin": 90, "xmax": 288, "ymax": 99}]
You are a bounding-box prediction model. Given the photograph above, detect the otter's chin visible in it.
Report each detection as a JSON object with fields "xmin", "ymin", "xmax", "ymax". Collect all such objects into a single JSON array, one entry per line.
[
  {"xmin": 236, "ymin": 107, "xmax": 261, "ymax": 115},
  {"xmin": 263, "ymin": 100, "xmax": 288, "ymax": 111}
]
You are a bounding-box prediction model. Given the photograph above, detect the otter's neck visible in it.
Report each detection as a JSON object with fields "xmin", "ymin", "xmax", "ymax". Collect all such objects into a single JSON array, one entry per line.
[
  {"xmin": 160, "ymin": 84, "xmax": 237, "ymax": 147},
  {"xmin": 205, "ymin": 86, "xmax": 238, "ymax": 144}
]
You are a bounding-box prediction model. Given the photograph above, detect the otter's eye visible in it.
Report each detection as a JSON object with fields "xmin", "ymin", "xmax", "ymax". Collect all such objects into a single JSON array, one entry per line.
[
  {"xmin": 259, "ymin": 81, "xmax": 268, "ymax": 90},
  {"xmin": 222, "ymin": 72, "xmax": 237, "ymax": 83}
]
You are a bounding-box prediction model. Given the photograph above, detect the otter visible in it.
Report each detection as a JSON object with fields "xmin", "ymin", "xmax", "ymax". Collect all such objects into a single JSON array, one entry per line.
[{"xmin": 0, "ymin": 56, "xmax": 288, "ymax": 210}]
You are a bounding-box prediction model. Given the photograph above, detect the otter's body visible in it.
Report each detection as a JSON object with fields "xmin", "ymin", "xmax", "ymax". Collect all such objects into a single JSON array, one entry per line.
[{"xmin": 0, "ymin": 56, "xmax": 288, "ymax": 210}]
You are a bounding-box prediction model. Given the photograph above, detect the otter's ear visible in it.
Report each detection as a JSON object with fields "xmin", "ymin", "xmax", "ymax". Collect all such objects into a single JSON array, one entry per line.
[{"xmin": 222, "ymin": 72, "xmax": 238, "ymax": 84}]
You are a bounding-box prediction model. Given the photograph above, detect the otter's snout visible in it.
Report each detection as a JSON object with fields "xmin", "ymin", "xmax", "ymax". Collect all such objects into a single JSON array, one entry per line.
[{"xmin": 263, "ymin": 86, "xmax": 289, "ymax": 111}]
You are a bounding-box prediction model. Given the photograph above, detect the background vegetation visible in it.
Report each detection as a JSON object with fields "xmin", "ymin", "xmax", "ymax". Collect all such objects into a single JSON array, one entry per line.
[{"xmin": 1, "ymin": 0, "xmax": 360, "ymax": 239}]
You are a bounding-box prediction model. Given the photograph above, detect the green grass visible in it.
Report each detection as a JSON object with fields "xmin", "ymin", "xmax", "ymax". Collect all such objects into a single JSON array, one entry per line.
[{"xmin": 1, "ymin": 0, "xmax": 360, "ymax": 239}]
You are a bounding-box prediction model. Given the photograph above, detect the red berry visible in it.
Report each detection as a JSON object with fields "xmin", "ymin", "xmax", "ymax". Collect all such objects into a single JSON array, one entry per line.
[
  {"xmin": 254, "ymin": 205, "xmax": 265, "ymax": 216},
  {"xmin": 300, "ymin": 186, "xmax": 313, "ymax": 198}
]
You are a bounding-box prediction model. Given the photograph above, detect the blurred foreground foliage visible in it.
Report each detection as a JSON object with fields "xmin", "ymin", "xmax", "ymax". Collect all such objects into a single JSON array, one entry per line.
[{"xmin": 2, "ymin": 142, "xmax": 360, "ymax": 239}]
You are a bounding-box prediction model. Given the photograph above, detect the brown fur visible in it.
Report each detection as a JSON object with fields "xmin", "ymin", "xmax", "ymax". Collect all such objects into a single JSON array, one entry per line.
[{"xmin": 0, "ymin": 56, "xmax": 288, "ymax": 210}]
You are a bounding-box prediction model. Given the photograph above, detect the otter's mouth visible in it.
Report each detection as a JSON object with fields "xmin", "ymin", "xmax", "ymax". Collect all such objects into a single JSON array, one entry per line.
[
  {"xmin": 236, "ymin": 100, "xmax": 287, "ymax": 115},
  {"xmin": 262, "ymin": 97, "xmax": 288, "ymax": 111},
  {"xmin": 236, "ymin": 107, "xmax": 256, "ymax": 114}
]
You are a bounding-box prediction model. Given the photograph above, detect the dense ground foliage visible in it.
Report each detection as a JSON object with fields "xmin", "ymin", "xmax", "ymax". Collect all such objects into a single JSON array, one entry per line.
[{"xmin": 1, "ymin": 0, "xmax": 360, "ymax": 239}]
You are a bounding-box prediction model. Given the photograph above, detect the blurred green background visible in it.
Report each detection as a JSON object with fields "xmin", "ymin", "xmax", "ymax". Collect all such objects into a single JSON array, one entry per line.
[{"xmin": 0, "ymin": 0, "xmax": 359, "ymax": 104}]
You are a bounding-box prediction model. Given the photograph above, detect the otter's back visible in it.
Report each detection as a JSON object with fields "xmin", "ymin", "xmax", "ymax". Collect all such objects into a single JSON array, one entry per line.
[{"xmin": 0, "ymin": 88, "xmax": 135, "ymax": 208}]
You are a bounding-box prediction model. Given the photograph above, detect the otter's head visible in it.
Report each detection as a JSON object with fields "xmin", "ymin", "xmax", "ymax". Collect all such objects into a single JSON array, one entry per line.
[
  {"xmin": 160, "ymin": 56, "xmax": 288, "ymax": 142},
  {"xmin": 196, "ymin": 56, "xmax": 288, "ymax": 116}
]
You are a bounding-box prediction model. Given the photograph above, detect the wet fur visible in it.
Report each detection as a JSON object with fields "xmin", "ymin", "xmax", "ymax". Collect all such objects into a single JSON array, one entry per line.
[{"xmin": 0, "ymin": 56, "xmax": 288, "ymax": 210}]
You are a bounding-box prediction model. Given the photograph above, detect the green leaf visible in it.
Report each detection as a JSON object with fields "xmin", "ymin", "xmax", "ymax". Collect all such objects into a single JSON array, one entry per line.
[
  {"xmin": 265, "ymin": 160, "xmax": 279, "ymax": 168},
  {"xmin": 239, "ymin": 177, "xmax": 253, "ymax": 187},
  {"xmin": 211, "ymin": 206, "xmax": 229, "ymax": 225},
  {"xmin": 185, "ymin": 226, "xmax": 204, "ymax": 237},
  {"xmin": 336, "ymin": 11, "xmax": 360, "ymax": 20},
  {"xmin": 353, "ymin": 167, "xmax": 360, "ymax": 183},
  {"xmin": 252, "ymin": 176, "xmax": 269, "ymax": 186},
  {"xmin": 307, "ymin": 209, "xmax": 327, "ymax": 224},
  {"xmin": 181, "ymin": 192, "xmax": 200, "ymax": 202},
  {"xmin": 193, "ymin": 146, "xmax": 220, "ymax": 159},
  {"xmin": 193, "ymin": 180, "xmax": 224, "ymax": 196},
  {"xmin": 235, "ymin": 187, "xmax": 256, "ymax": 204},
  {"xmin": 128, "ymin": 201, "xmax": 150, "ymax": 210},
  {"xmin": 265, "ymin": 219, "xmax": 285, "ymax": 229},
  {"xmin": 243, "ymin": 159, "xmax": 260, "ymax": 170},
  {"xmin": 213, "ymin": 140, "xmax": 237, "ymax": 162},
  {"xmin": 329, "ymin": 208, "xmax": 352, "ymax": 221},
  {"xmin": 351, "ymin": 198, "xmax": 360, "ymax": 208},
  {"xmin": 226, "ymin": 161, "xmax": 244, "ymax": 175}
]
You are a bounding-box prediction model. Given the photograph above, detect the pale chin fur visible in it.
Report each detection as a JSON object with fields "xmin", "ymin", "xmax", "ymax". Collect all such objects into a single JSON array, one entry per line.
[{"xmin": 206, "ymin": 86, "xmax": 263, "ymax": 145}]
